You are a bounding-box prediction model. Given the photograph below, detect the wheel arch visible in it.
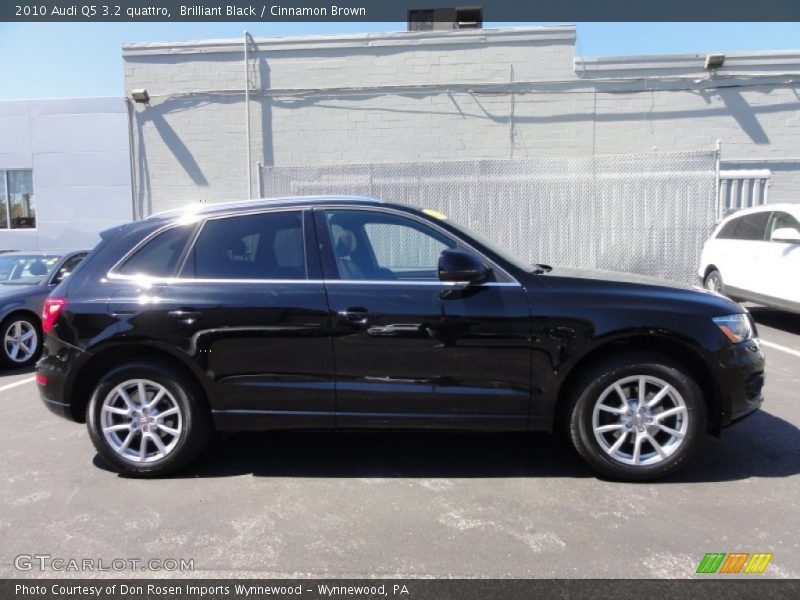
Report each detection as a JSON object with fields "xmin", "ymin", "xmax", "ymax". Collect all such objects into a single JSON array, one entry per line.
[
  {"xmin": 554, "ymin": 332, "xmax": 723, "ymax": 436},
  {"xmin": 67, "ymin": 342, "xmax": 212, "ymax": 423},
  {"xmin": 703, "ymin": 264, "xmax": 720, "ymax": 280},
  {"xmin": 0, "ymin": 308, "xmax": 42, "ymax": 329}
]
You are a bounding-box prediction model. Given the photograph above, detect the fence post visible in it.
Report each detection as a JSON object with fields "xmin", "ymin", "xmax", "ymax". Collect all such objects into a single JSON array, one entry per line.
[{"xmin": 256, "ymin": 162, "xmax": 263, "ymax": 199}]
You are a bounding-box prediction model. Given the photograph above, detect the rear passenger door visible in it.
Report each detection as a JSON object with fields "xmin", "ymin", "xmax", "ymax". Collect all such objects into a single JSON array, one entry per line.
[{"xmin": 110, "ymin": 209, "xmax": 335, "ymax": 428}]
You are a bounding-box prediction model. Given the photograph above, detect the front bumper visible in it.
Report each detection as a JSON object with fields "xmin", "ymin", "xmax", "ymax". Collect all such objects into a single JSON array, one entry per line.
[{"xmin": 714, "ymin": 337, "xmax": 766, "ymax": 427}]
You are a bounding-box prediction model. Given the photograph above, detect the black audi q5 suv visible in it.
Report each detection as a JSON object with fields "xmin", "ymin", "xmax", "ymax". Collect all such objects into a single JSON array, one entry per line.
[{"xmin": 37, "ymin": 196, "xmax": 765, "ymax": 480}]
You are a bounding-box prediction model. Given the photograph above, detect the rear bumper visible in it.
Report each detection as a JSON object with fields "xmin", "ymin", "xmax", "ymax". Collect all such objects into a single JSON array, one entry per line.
[
  {"xmin": 36, "ymin": 336, "xmax": 91, "ymax": 423},
  {"xmin": 715, "ymin": 338, "xmax": 766, "ymax": 427}
]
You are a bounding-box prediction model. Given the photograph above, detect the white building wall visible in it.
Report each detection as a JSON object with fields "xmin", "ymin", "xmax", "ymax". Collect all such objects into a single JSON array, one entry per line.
[
  {"xmin": 0, "ymin": 98, "xmax": 132, "ymax": 251},
  {"xmin": 122, "ymin": 26, "xmax": 800, "ymax": 215}
]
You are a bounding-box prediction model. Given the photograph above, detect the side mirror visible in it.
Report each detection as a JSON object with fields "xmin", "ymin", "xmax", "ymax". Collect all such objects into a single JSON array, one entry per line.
[
  {"xmin": 771, "ymin": 227, "xmax": 800, "ymax": 244},
  {"xmin": 438, "ymin": 249, "xmax": 490, "ymax": 284}
]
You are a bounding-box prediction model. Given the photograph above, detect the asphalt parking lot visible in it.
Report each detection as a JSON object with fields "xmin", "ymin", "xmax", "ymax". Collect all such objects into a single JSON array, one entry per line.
[{"xmin": 1, "ymin": 306, "xmax": 798, "ymax": 579}]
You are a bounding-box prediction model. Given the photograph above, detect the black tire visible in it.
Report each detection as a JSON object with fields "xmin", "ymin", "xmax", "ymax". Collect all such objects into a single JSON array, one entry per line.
[
  {"xmin": 703, "ymin": 269, "xmax": 725, "ymax": 295},
  {"xmin": 565, "ymin": 352, "xmax": 706, "ymax": 482},
  {"xmin": 0, "ymin": 313, "xmax": 42, "ymax": 368},
  {"xmin": 87, "ymin": 361, "xmax": 212, "ymax": 477}
]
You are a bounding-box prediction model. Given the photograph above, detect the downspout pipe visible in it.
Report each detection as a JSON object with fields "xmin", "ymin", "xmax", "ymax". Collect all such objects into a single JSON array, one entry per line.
[{"xmin": 244, "ymin": 31, "xmax": 253, "ymax": 199}]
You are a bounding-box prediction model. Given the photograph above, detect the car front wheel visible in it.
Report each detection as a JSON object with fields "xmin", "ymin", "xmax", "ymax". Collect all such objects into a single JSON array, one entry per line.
[
  {"xmin": 0, "ymin": 314, "xmax": 41, "ymax": 368},
  {"xmin": 87, "ymin": 362, "xmax": 212, "ymax": 477},
  {"xmin": 566, "ymin": 352, "xmax": 706, "ymax": 481}
]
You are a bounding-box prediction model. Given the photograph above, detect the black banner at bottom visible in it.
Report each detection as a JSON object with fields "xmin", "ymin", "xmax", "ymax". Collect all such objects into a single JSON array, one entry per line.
[{"xmin": 3, "ymin": 579, "xmax": 800, "ymax": 600}]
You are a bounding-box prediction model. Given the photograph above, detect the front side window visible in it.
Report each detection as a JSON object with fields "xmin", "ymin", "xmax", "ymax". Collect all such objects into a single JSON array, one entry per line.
[
  {"xmin": 768, "ymin": 211, "xmax": 800, "ymax": 240},
  {"xmin": 325, "ymin": 210, "xmax": 455, "ymax": 281},
  {"xmin": 116, "ymin": 224, "xmax": 195, "ymax": 278},
  {"xmin": 52, "ymin": 253, "xmax": 87, "ymax": 285},
  {"xmin": 182, "ymin": 211, "xmax": 306, "ymax": 280},
  {"xmin": 0, "ymin": 170, "xmax": 35, "ymax": 230}
]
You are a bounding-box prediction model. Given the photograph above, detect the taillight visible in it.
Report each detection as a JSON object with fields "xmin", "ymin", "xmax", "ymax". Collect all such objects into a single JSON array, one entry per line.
[{"xmin": 42, "ymin": 297, "xmax": 67, "ymax": 333}]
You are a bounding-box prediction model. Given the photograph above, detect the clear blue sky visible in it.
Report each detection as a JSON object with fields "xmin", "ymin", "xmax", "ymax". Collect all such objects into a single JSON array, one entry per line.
[{"xmin": 1, "ymin": 22, "xmax": 799, "ymax": 100}]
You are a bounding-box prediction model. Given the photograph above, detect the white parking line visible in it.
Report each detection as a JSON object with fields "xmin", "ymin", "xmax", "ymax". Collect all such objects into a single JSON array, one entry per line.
[
  {"xmin": 0, "ymin": 376, "xmax": 35, "ymax": 394},
  {"xmin": 760, "ymin": 339, "xmax": 800, "ymax": 359}
]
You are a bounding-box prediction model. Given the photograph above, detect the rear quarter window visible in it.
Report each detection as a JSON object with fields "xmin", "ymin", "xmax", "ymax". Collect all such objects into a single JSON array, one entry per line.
[{"xmin": 116, "ymin": 224, "xmax": 195, "ymax": 278}]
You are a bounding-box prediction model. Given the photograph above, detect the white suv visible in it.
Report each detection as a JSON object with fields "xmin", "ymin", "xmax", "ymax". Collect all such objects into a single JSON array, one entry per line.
[{"xmin": 699, "ymin": 204, "xmax": 800, "ymax": 313}]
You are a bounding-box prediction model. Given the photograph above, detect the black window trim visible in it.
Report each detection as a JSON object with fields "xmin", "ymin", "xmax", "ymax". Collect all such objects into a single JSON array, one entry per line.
[
  {"xmin": 107, "ymin": 204, "xmax": 521, "ymax": 288},
  {"xmin": 175, "ymin": 207, "xmax": 309, "ymax": 281},
  {"xmin": 107, "ymin": 207, "xmax": 312, "ymax": 284},
  {"xmin": 314, "ymin": 205, "xmax": 520, "ymax": 286}
]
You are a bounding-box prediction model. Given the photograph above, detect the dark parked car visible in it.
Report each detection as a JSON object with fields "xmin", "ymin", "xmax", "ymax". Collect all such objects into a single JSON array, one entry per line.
[
  {"xmin": 37, "ymin": 197, "xmax": 765, "ymax": 480},
  {"xmin": 0, "ymin": 251, "xmax": 88, "ymax": 367}
]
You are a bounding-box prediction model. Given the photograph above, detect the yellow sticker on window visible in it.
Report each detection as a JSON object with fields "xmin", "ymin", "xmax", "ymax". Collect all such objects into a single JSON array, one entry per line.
[{"xmin": 423, "ymin": 209, "xmax": 447, "ymax": 220}]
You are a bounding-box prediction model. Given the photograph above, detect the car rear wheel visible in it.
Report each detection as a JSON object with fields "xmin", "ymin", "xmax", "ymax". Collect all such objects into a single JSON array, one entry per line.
[
  {"xmin": 566, "ymin": 352, "xmax": 706, "ymax": 481},
  {"xmin": 0, "ymin": 314, "xmax": 41, "ymax": 368},
  {"xmin": 87, "ymin": 362, "xmax": 212, "ymax": 477},
  {"xmin": 703, "ymin": 269, "xmax": 724, "ymax": 294}
]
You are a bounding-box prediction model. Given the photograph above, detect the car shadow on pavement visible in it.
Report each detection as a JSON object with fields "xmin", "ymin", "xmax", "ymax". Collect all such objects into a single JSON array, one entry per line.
[
  {"xmin": 93, "ymin": 409, "xmax": 800, "ymax": 482},
  {"xmin": 96, "ymin": 430, "xmax": 596, "ymax": 479},
  {"xmin": 671, "ymin": 410, "xmax": 800, "ymax": 483},
  {"xmin": 749, "ymin": 306, "xmax": 800, "ymax": 335},
  {"xmin": 1, "ymin": 365, "xmax": 35, "ymax": 376}
]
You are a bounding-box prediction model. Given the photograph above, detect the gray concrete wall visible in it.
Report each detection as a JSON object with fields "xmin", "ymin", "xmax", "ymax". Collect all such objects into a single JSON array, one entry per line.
[
  {"xmin": 122, "ymin": 26, "xmax": 800, "ymax": 215},
  {"xmin": 0, "ymin": 98, "xmax": 133, "ymax": 251}
]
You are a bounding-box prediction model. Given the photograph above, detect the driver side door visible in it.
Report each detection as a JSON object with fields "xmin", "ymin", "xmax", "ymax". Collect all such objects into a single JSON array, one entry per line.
[{"xmin": 314, "ymin": 207, "xmax": 532, "ymax": 430}]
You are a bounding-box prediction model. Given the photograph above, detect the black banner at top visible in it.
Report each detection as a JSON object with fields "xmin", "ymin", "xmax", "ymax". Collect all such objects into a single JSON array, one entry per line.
[{"xmin": 3, "ymin": 0, "xmax": 800, "ymax": 22}]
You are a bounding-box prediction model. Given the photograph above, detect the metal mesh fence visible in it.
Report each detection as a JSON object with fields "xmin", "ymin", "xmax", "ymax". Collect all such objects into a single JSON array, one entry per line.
[{"xmin": 261, "ymin": 150, "xmax": 718, "ymax": 283}]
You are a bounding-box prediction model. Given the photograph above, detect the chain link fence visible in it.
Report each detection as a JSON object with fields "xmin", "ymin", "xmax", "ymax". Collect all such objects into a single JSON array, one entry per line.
[{"xmin": 261, "ymin": 150, "xmax": 718, "ymax": 283}]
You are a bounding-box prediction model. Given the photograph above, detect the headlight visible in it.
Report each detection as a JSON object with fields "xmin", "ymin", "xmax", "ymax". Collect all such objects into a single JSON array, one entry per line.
[{"xmin": 713, "ymin": 314, "xmax": 754, "ymax": 344}]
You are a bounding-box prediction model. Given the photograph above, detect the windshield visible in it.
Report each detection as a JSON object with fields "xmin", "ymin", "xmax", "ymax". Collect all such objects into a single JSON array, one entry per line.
[{"xmin": 0, "ymin": 255, "xmax": 60, "ymax": 285}]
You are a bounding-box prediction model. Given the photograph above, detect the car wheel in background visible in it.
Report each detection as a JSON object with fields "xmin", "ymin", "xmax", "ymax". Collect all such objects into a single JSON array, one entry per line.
[
  {"xmin": 703, "ymin": 269, "xmax": 725, "ymax": 295},
  {"xmin": 566, "ymin": 352, "xmax": 706, "ymax": 482},
  {"xmin": 0, "ymin": 314, "xmax": 41, "ymax": 368},
  {"xmin": 87, "ymin": 362, "xmax": 212, "ymax": 477}
]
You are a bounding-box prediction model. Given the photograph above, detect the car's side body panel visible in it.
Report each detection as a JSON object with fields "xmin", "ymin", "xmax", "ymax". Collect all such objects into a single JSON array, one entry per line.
[{"xmin": 38, "ymin": 198, "xmax": 765, "ymax": 435}]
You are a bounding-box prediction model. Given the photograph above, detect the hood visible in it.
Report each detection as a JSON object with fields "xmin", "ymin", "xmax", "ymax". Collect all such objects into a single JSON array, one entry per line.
[
  {"xmin": 528, "ymin": 266, "xmax": 744, "ymax": 317},
  {"xmin": 546, "ymin": 267, "xmax": 698, "ymax": 291}
]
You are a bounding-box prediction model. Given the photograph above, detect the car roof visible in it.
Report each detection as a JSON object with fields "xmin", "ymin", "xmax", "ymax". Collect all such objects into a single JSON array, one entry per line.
[
  {"xmin": 722, "ymin": 203, "xmax": 800, "ymax": 221},
  {"xmin": 148, "ymin": 195, "xmax": 391, "ymax": 222}
]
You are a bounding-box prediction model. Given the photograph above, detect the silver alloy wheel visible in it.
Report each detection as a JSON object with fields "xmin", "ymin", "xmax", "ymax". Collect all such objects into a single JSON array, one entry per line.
[
  {"xmin": 3, "ymin": 320, "xmax": 38, "ymax": 363},
  {"xmin": 100, "ymin": 379, "xmax": 183, "ymax": 463},
  {"xmin": 592, "ymin": 375, "xmax": 688, "ymax": 466}
]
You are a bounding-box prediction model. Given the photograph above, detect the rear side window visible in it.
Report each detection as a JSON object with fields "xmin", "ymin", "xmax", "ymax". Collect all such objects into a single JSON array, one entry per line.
[
  {"xmin": 116, "ymin": 224, "xmax": 194, "ymax": 278},
  {"xmin": 716, "ymin": 218, "xmax": 740, "ymax": 240},
  {"xmin": 735, "ymin": 212, "xmax": 770, "ymax": 241},
  {"xmin": 718, "ymin": 212, "xmax": 769, "ymax": 241},
  {"xmin": 181, "ymin": 211, "xmax": 306, "ymax": 280}
]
